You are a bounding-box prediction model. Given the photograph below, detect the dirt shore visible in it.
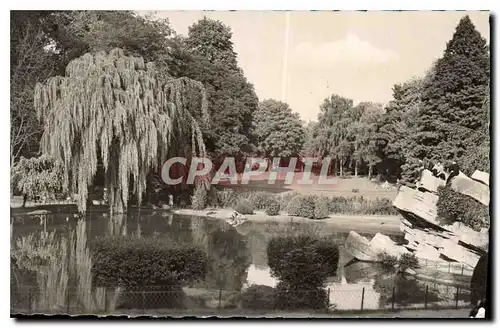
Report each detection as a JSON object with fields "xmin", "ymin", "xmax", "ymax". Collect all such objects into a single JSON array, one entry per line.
[{"xmin": 174, "ymin": 208, "xmax": 403, "ymax": 234}]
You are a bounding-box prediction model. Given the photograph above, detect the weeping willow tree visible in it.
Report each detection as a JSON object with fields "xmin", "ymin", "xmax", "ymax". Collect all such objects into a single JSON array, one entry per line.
[{"xmin": 34, "ymin": 48, "xmax": 209, "ymax": 213}]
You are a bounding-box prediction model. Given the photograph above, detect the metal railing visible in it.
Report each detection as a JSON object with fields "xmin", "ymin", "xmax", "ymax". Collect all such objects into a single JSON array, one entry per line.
[{"xmin": 11, "ymin": 283, "xmax": 472, "ymax": 316}]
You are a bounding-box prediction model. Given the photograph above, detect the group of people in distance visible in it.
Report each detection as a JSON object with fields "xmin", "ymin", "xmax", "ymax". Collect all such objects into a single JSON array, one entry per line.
[{"xmin": 417, "ymin": 158, "xmax": 460, "ymax": 186}]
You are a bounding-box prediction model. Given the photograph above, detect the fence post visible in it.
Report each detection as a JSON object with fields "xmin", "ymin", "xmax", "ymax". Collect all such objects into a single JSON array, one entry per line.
[
  {"xmin": 66, "ymin": 287, "xmax": 70, "ymax": 314},
  {"xmin": 424, "ymin": 285, "xmax": 428, "ymax": 309},
  {"xmin": 426, "ymin": 258, "xmax": 428, "ymax": 267},
  {"xmin": 360, "ymin": 287, "xmax": 365, "ymax": 311},
  {"xmin": 142, "ymin": 291, "xmax": 146, "ymax": 311},
  {"xmin": 28, "ymin": 288, "xmax": 32, "ymax": 313},
  {"xmin": 461, "ymin": 265, "xmax": 464, "ymax": 276},
  {"xmin": 326, "ymin": 288, "xmax": 330, "ymax": 313},
  {"xmin": 455, "ymin": 287, "xmax": 460, "ymax": 309},
  {"xmin": 391, "ymin": 286, "xmax": 395, "ymax": 311},
  {"xmin": 218, "ymin": 289, "xmax": 222, "ymax": 309},
  {"xmin": 448, "ymin": 262, "xmax": 451, "ymax": 273},
  {"xmin": 104, "ymin": 288, "xmax": 108, "ymax": 313}
]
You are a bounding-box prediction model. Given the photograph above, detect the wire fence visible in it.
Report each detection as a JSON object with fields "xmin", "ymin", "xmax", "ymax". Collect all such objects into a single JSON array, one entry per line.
[
  {"xmin": 418, "ymin": 259, "xmax": 474, "ymax": 276},
  {"xmin": 11, "ymin": 283, "xmax": 472, "ymax": 316}
]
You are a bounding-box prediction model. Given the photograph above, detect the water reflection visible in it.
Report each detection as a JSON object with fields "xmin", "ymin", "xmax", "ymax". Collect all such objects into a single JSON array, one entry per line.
[{"xmin": 11, "ymin": 211, "xmax": 414, "ymax": 313}]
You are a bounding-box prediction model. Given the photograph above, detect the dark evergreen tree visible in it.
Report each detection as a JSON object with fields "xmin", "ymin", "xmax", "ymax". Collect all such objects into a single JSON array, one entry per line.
[
  {"xmin": 179, "ymin": 17, "xmax": 259, "ymax": 156},
  {"xmin": 415, "ymin": 15, "xmax": 490, "ymax": 168}
]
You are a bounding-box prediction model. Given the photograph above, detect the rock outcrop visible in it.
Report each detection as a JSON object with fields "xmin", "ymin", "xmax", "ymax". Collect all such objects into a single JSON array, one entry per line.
[
  {"xmin": 344, "ymin": 231, "xmax": 409, "ymax": 262},
  {"xmin": 393, "ymin": 168, "xmax": 489, "ymax": 270}
]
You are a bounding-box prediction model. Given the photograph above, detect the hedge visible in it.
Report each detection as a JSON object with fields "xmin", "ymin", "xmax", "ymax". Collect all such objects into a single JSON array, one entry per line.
[{"xmin": 91, "ymin": 236, "xmax": 207, "ymax": 288}]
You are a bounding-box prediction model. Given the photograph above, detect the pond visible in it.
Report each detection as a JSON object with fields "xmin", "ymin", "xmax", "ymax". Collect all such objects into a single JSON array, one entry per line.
[{"xmin": 10, "ymin": 210, "xmax": 467, "ymax": 314}]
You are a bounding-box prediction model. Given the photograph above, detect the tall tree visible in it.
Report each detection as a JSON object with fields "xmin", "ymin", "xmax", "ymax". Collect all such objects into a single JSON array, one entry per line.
[
  {"xmin": 253, "ymin": 99, "xmax": 305, "ymax": 158},
  {"xmin": 186, "ymin": 17, "xmax": 239, "ymax": 71},
  {"xmin": 351, "ymin": 102, "xmax": 384, "ymax": 177},
  {"xmin": 34, "ymin": 49, "xmax": 209, "ymax": 213},
  {"xmin": 415, "ymin": 15, "xmax": 490, "ymax": 167},
  {"xmin": 181, "ymin": 18, "xmax": 259, "ymax": 156},
  {"xmin": 10, "ymin": 11, "xmax": 60, "ymax": 164},
  {"xmin": 375, "ymin": 77, "xmax": 424, "ymax": 182}
]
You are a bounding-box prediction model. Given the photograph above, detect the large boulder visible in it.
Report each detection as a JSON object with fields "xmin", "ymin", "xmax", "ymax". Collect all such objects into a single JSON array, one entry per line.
[
  {"xmin": 471, "ymin": 170, "xmax": 489, "ymax": 186},
  {"xmin": 449, "ymin": 172, "xmax": 489, "ymax": 206},
  {"xmin": 393, "ymin": 186, "xmax": 441, "ymax": 228},
  {"xmin": 344, "ymin": 231, "xmax": 377, "ymax": 261},
  {"xmin": 440, "ymin": 239, "xmax": 480, "ymax": 268},
  {"xmin": 369, "ymin": 233, "xmax": 409, "ymax": 258}
]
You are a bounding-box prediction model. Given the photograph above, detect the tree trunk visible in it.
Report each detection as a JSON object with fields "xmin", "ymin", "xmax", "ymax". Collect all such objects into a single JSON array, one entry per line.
[
  {"xmin": 368, "ymin": 165, "xmax": 373, "ymax": 180},
  {"xmin": 354, "ymin": 160, "xmax": 358, "ymax": 177},
  {"xmin": 340, "ymin": 159, "xmax": 344, "ymax": 177},
  {"xmin": 22, "ymin": 194, "xmax": 27, "ymax": 208}
]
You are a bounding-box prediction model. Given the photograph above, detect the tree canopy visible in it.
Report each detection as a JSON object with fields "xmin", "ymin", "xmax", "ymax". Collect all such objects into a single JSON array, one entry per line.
[
  {"xmin": 34, "ymin": 49, "xmax": 209, "ymax": 213},
  {"xmin": 253, "ymin": 99, "xmax": 305, "ymax": 158},
  {"xmin": 177, "ymin": 17, "xmax": 259, "ymax": 156}
]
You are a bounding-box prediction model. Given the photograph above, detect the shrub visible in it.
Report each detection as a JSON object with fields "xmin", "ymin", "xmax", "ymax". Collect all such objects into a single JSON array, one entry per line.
[
  {"xmin": 278, "ymin": 191, "xmax": 300, "ymax": 210},
  {"xmin": 328, "ymin": 196, "xmax": 354, "ymax": 214},
  {"xmin": 274, "ymin": 281, "xmax": 327, "ymax": 310},
  {"xmin": 286, "ymin": 195, "xmax": 315, "ymax": 218},
  {"xmin": 437, "ymin": 186, "xmax": 489, "ymax": 231},
  {"xmin": 377, "ymin": 252, "xmax": 398, "ymax": 271},
  {"xmin": 267, "ymin": 235, "xmax": 339, "ymax": 285},
  {"xmin": 359, "ymin": 198, "xmax": 399, "ymax": 215},
  {"xmin": 216, "ymin": 188, "xmax": 237, "ymax": 208},
  {"xmin": 191, "ymin": 184, "xmax": 208, "ymax": 210},
  {"xmin": 248, "ymin": 191, "xmax": 276, "ymax": 210},
  {"xmin": 398, "ymin": 253, "xmax": 419, "ymax": 273},
  {"xmin": 11, "ymin": 155, "xmax": 65, "ymax": 202},
  {"xmin": 313, "ymin": 196, "xmax": 330, "ymax": 219},
  {"xmin": 234, "ymin": 199, "xmax": 255, "ymax": 215},
  {"xmin": 352, "ymin": 188, "xmax": 360, "ymax": 193},
  {"xmin": 265, "ymin": 199, "xmax": 281, "ymax": 216},
  {"xmin": 91, "ymin": 236, "xmax": 207, "ymax": 288},
  {"xmin": 240, "ymin": 285, "xmax": 276, "ymax": 310}
]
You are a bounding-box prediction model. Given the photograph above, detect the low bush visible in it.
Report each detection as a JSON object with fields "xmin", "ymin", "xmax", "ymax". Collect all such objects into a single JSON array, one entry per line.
[
  {"xmin": 234, "ymin": 199, "xmax": 255, "ymax": 215},
  {"xmin": 278, "ymin": 191, "xmax": 300, "ymax": 210},
  {"xmin": 191, "ymin": 184, "xmax": 208, "ymax": 210},
  {"xmin": 359, "ymin": 198, "xmax": 399, "ymax": 215},
  {"xmin": 267, "ymin": 235, "xmax": 339, "ymax": 285},
  {"xmin": 398, "ymin": 253, "xmax": 419, "ymax": 273},
  {"xmin": 286, "ymin": 195, "xmax": 315, "ymax": 218},
  {"xmin": 240, "ymin": 284, "xmax": 276, "ymax": 310},
  {"xmin": 248, "ymin": 191, "xmax": 276, "ymax": 210},
  {"xmin": 377, "ymin": 252, "xmax": 398, "ymax": 271},
  {"xmin": 437, "ymin": 186, "xmax": 489, "ymax": 231},
  {"xmin": 328, "ymin": 196, "xmax": 354, "ymax": 214},
  {"xmin": 352, "ymin": 188, "xmax": 360, "ymax": 193},
  {"xmin": 313, "ymin": 196, "xmax": 330, "ymax": 219},
  {"xmin": 91, "ymin": 236, "xmax": 207, "ymax": 288},
  {"xmin": 274, "ymin": 281, "xmax": 327, "ymax": 310},
  {"xmin": 216, "ymin": 188, "xmax": 237, "ymax": 208},
  {"xmin": 265, "ymin": 199, "xmax": 281, "ymax": 216}
]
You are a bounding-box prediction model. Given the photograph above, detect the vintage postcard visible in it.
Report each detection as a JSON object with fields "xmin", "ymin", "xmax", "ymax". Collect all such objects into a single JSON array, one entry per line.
[{"xmin": 10, "ymin": 10, "xmax": 490, "ymax": 319}]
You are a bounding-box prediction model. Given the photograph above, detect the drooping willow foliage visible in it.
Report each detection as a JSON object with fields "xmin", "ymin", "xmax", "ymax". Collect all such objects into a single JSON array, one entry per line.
[{"xmin": 34, "ymin": 48, "xmax": 209, "ymax": 213}]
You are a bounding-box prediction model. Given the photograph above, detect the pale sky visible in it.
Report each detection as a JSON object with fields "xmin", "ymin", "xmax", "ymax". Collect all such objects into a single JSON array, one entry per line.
[{"xmin": 150, "ymin": 11, "xmax": 490, "ymax": 122}]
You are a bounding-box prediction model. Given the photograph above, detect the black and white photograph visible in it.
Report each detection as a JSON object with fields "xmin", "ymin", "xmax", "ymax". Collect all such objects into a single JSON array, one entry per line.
[{"xmin": 9, "ymin": 8, "xmax": 491, "ymax": 319}]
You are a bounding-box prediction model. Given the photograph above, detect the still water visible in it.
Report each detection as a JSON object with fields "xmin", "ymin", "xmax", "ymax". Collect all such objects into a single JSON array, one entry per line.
[{"xmin": 11, "ymin": 209, "xmax": 452, "ymax": 313}]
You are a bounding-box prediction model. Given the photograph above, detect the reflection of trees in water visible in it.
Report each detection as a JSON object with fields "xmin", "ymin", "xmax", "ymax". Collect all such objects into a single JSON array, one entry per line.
[
  {"xmin": 14, "ymin": 229, "xmax": 69, "ymax": 311},
  {"xmin": 204, "ymin": 221, "xmax": 251, "ymax": 291},
  {"xmin": 108, "ymin": 214, "xmax": 127, "ymax": 236},
  {"xmin": 12, "ymin": 219, "xmax": 121, "ymax": 313},
  {"xmin": 191, "ymin": 219, "xmax": 208, "ymax": 253}
]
